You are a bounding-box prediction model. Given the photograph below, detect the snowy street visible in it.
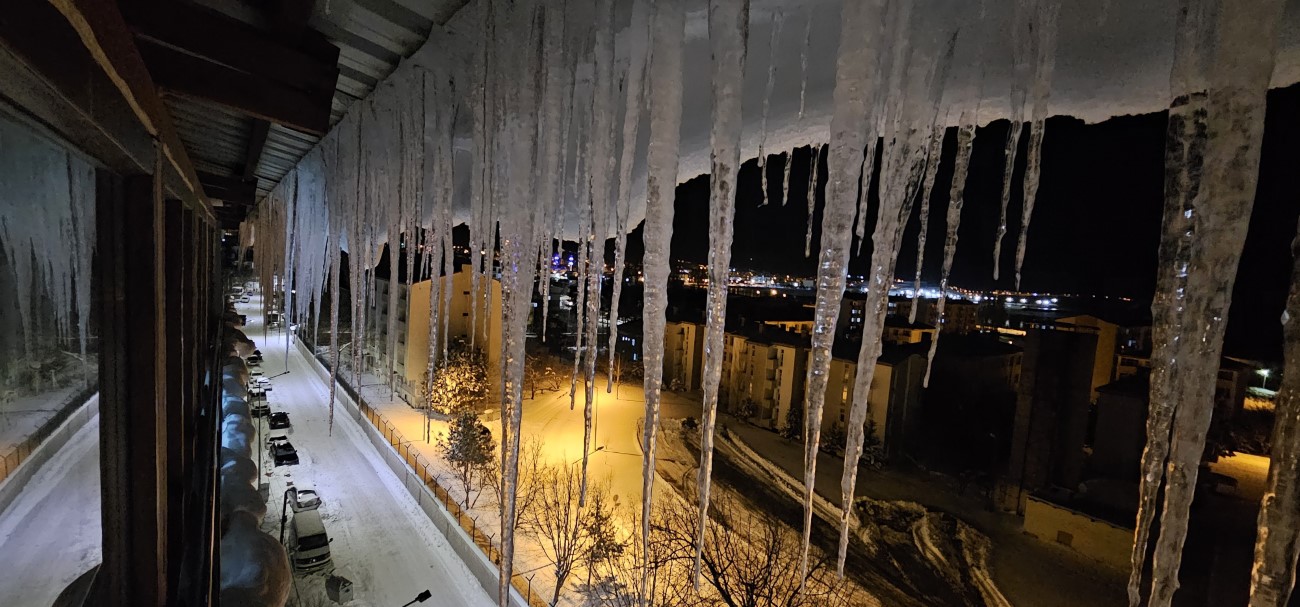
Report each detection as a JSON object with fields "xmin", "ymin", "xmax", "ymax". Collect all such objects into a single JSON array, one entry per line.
[
  {"xmin": 239, "ymin": 297, "xmax": 493, "ymax": 607},
  {"xmin": 0, "ymin": 414, "xmax": 101, "ymax": 607}
]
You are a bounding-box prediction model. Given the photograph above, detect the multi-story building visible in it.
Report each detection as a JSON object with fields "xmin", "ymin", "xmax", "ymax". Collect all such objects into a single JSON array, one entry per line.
[
  {"xmin": 998, "ymin": 328, "xmax": 1098, "ymax": 514},
  {"xmin": 660, "ymin": 318, "xmax": 926, "ymax": 458},
  {"xmin": 882, "ymin": 315, "xmax": 937, "ymax": 345},
  {"xmin": 663, "ymin": 318, "xmax": 704, "ymax": 391},
  {"xmin": 1115, "ymin": 353, "xmax": 1252, "ymax": 417},
  {"xmin": 719, "ymin": 326, "xmax": 809, "ymax": 428},
  {"xmin": 892, "ymin": 297, "xmax": 981, "ymax": 335},
  {"xmin": 818, "ymin": 341, "xmax": 928, "ymax": 459},
  {"xmin": 373, "ymin": 264, "xmax": 502, "ymax": 404}
]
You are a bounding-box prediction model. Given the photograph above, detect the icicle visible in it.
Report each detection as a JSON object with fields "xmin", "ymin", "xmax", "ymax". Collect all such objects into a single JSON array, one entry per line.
[
  {"xmin": 537, "ymin": 0, "xmax": 573, "ymax": 348},
  {"xmin": 607, "ymin": 0, "xmax": 651, "ymax": 393},
  {"xmin": 804, "ymin": 144, "xmax": 821, "ymax": 257},
  {"xmin": 992, "ymin": 123, "xmax": 1022, "ymax": 282},
  {"xmin": 798, "ymin": 0, "xmax": 886, "ymax": 578},
  {"xmin": 579, "ymin": 0, "xmax": 617, "ymax": 506},
  {"xmin": 853, "ymin": 137, "xmax": 878, "ymax": 256},
  {"xmin": 1248, "ymin": 218, "xmax": 1300, "ymax": 607},
  {"xmin": 797, "ymin": 6, "xmax": 812, "ymax": 120},
  {"xmin": 836, "ymin": 18, "xmax": 956, "ymax": 575},
  {"xmin": 781, "ymin": 149, "xmax": 793, "ymax": 206},
  {"xmin": 924, "ymin": 120, "xmax": 977, "ymax": 386},
  {"xmin": 495, "ymin": 4, "xmax": 545, "ymax": 605},
  {"xmin": 1130, "ymin": 1, "xmax": 1286, "ymax": 606},
  {"xmin": 638, "ymin": 0, "xmax": 685, "ymax": 601},
  {"xmin": 1012, "ymin": 1, "xmax": 1060, "ymax": 290},
  {"xmin": 909, "ymin": 129, "xmax": 946, "ymax": 322},
  {"xmin": 757, "ymin": 9, "xmax": 783, "ymax": 207},
  {"xmin": 693, "ymin": 0, "xmax": 750, "ymax": 588}
]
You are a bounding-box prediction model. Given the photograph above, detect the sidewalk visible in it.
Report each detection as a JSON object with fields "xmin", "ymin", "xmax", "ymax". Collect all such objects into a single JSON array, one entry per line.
[{"xmin": 723, "ymin": 418, "xmax": 1127, "ymax": 607}]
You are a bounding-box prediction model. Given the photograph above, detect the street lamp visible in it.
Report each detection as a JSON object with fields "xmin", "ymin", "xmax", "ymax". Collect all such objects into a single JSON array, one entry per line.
[
  {"xmin": 1258, "ymin": 368, "xmax": 1271, "ymax": 390},
  {"xmin": 400, "ymin": 590, "xmax": 432, "ymax": 606},
  {"xmin": 279, "ymin": 487, "xmax": 297, "ymax": 544}
]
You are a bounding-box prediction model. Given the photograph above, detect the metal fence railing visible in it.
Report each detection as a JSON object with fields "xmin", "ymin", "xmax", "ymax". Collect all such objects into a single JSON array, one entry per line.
[
  {"xmin": 0, "ymin": 384, "xmax": 97, "ymax": 486},
  {"xmin": 320, "ymin": 357, "xmax": 550, "ymax": 607}
]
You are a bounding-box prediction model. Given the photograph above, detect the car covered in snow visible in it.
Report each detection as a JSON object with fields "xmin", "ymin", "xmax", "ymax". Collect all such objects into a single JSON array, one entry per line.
[
  {"xmin": 290, "ymin": 509, "xmax": 332, "ymax": 571},
  {"xmin": 269, "ymin": 436, "xmax": 298, "ymax": 466},
  {"xmin": 291, "ymin": 487, "xmax": 322, "ymax": 512},
  {"xmin": 269, "ymin": 412, "xmax": 291, "ymax": 430},
  {"xmin": 250, "ymin": 401, "xmax": 269, "ymax": 418}
]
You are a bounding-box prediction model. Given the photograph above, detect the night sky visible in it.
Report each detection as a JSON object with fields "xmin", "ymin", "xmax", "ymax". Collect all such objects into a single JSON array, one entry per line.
[{"xmin": 622, "ymin": 84, "xmax": 1300, "ymax": 360}]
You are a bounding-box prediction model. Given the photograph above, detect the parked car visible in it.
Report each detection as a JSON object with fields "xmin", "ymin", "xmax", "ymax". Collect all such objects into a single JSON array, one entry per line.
[
  {"xmin": 269, "ymin": 436, "xmax": 299, "ymax": 466},
  {"xmin": 257, "ymin": 377, "xmax": 272, "ymax": 386},
  {"xmin": 269, "ymin": 412, "xmax": 291, "ymax": 430},
  {"xmin": 250, "ymin": 401, "xmax": 270, "ymax": 417},
  {"xmin": 246, "ymin": 354, "xmax": 262, "ymax": 365},
  {"xmin": 289, "ymin": 509, "xmax": 332, "ymax": 571},
  {"xmin": 291, "ymin": 487, "xmax": 322, "ymax": 512},
  {"xmin": 239, "ymin": 296, "xmax": 250, "ymax": 303}
]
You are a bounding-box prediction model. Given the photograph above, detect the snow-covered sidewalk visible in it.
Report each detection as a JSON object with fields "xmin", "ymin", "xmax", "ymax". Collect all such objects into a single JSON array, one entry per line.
[{"xmin": 239, "ymin": 299, "xmax": 493, "ymax": 607}]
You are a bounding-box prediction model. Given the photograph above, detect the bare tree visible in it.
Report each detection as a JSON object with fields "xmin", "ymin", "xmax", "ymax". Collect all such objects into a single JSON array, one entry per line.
[
  {"xmin": 656, "ymin": 486, "xmax": 858, "ymax": 607},
  {"xmin": 486, "ymin": 436, "xmax": 544, "ymax": 534},
  {"xmin": 577, "ymin": 488, "xmax": 859, "ymax": 607},
  {"xmin": 524, "ymin": 351, "xmax": 563, "ymax": 399},
  {"xmin": 522, "ymin": 462, "xmax": 607, "ymax": 605}
]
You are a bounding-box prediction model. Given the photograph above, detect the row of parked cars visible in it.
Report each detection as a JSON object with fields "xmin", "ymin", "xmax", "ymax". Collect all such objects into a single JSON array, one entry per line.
[{"xmin": 246, "ymin": 346, "xmax": 335, "ymax": 572}]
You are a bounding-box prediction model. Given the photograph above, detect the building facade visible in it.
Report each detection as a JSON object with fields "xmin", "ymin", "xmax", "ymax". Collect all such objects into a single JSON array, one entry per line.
[{"xmin": 373, "ymin": 265, "xmax": 503, "ymax": 404}]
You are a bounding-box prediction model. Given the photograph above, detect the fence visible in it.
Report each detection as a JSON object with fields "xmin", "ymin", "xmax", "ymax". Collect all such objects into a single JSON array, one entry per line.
[
  {"xmin": 0, "ymin": 384, "xmax": 98, "ymax": 486},
  {"xmin": 316, "ymin": 352, "xmax": 550, "ymax": 607}
]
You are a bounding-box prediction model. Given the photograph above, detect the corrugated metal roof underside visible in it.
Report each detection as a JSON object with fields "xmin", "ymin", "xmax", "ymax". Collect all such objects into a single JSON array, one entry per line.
[{"xmin": 169, "ymin": 0, "xmax": 468, "ymax": 203}]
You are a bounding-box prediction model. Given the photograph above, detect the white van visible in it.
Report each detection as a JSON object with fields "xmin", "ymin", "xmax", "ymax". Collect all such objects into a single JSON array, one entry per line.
[{"xmin": 290, "ymin": 509, "xmax": 332, "ymax": 571}]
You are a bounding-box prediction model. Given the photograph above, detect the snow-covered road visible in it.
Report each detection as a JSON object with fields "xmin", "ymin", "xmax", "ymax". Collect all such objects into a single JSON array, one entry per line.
[
  {"xmin": 0, "ymin": 415, "xmax": 101, "ymax": 607},
  {"xmin": 240, "ymin": 297, "xmax": 493, "ymax": 607}
]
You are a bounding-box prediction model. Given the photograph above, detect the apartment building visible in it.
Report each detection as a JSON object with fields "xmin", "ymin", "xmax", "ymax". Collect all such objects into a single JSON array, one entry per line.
[{"xmin": 373, "ymin": 264, "xmax": 502, "ymax": 403}]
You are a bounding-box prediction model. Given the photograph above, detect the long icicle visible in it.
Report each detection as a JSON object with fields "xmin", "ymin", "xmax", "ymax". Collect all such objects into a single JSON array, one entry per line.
[
  {"xmin": 804, "ymin": 144, "xmax": 822, "ymax": 257},
  {"xmin": 781, "ymin": 149, "xmax": 793, "ymax": 206},
  {"xmin": 607, "ymin": 0, "xmax": 651, "ymax": 393},
  {"xmin": 924, "ymin": 119, "xmax": 977, "ymax": 387},
  {"xmin": 1132, "ymin": 1, "xmax": 1287, "ymax": 605},
  {"xmin": 757, "ymin": 9, "xmax": 783, "ymax": 207},
  {"xmin": 838, "ymin": 22, "xmax": 956, "ymax": 574},
  {"xmin": 1248, "ymin": 216, "xmax": 1300, "ymax": 607},
  {"xmin": 638, "ymin": 0, "xmax": 685, "ymax": 602},
  {"xmin": 909, "ymin": 128, "xmax": 946, "ymax": 322},
  {"xmin": 580, "ymin": 0, "xmax": 617, "ymax": 506},
  {"xmin": 1012, "ymin": 0, "xmax": 1060, "ymax": 290},
  {"xmin": 693, "ymin": 0, "xmax": 750, "ymax": 588},
  {"xmin": 797, "ymin": 5, "xmax": 812, "ymax": 119},
  {"xmin": 801, "ymin": 0, "xmax": 885, "ymax": 577}
]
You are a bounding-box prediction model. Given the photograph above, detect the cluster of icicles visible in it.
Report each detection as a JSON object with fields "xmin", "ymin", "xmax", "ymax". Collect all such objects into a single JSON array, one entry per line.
[
  {"xmin": 238, "ymin": 0, "xmax": 1300, "ymax": 606},
  {"xmin": 0, "ymin": 115, "xmax": 96, "ymax": 369}
]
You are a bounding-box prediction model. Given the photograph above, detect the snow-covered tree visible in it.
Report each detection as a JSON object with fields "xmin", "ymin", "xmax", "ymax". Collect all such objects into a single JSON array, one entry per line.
[
  {"xmin": 426, "ymin": 347, "xmax": 488, "ymax": 415},
  {"xmin": 437, "ymin": 408, "xmax": 494, "ymax": 509},
  {"xmin": 523, "ymin": 352, "xmax": 562, "ymax": 400}
]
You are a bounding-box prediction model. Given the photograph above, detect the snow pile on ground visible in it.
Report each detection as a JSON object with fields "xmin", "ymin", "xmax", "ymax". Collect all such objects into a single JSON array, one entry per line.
[{"xmin": 710, "ymin": 424, "xmax": 1010, "ymax": 607}]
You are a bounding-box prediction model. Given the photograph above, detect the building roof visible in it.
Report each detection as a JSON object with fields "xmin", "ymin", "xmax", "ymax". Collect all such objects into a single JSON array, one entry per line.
[
  {"xmin": 877, "ymin": 342, "xmax": 931, "ymax": 366},
  {"xmin": 882, "ymin": 314, "xmax": 936, "ymax": 331},
  {"xmin": 931, "ymin": 334, "xmax": 1022, "ymax": 358},
  {"xmin": 1097, "ymin": 374, "xmax": 1150, "ymax": 397}
]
